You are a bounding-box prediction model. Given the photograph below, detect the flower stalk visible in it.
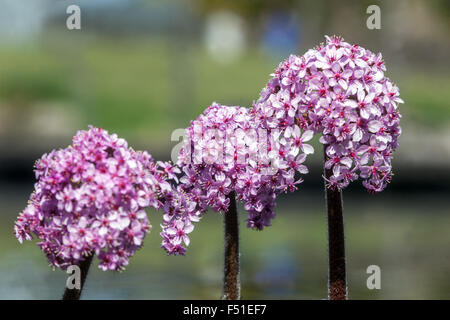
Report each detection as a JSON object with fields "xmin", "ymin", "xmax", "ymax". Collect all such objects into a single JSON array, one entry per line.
[
  {"xmin": 223, "ymin": 192, "xmax": 240, "ymax": 300},
  {"xmin": 62, "ymin": 254, "xmax": 93, "ymax": 300},
  {"xmin": 324, "ymin": 145, "xmax": 347, "ymax": 300}
]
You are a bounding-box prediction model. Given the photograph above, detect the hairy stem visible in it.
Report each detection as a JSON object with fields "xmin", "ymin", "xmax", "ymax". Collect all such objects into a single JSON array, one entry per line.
[
  {"xmin": 223, "ymin": 192, "xmax": 240, "ymax": 300},
  {"xmin": 62, "ymin": 254, "xmax": 93, "ymax": 300},
  {"xmin": 324, "ymin": 146, "xmax": 347, "ymax": 300}
]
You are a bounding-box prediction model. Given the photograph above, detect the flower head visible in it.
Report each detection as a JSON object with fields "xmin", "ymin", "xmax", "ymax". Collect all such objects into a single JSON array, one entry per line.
[
  {"xmin": 254, "ymin": 35, "xmax": 402, "ymax": 192},
  {"xmin": 14, "ymin": 126, "xmax": 172, "ymax": 271},
  {"xmin": 173, "ymin": 102, "xmax": 311, "ymax": 243}
]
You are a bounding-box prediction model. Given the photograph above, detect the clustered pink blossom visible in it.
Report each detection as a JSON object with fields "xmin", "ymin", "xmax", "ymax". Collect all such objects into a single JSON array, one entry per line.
[
  {"xmin": 253, "ymin": 35, "xmax": 402, "ymax": 192},
  {"xmin": 159, "ymin": 184, "xmax": 201, "ymax": 255},
  {"xmin": 174, "ymin": 102, "xmax": 311, "ymax": 235},
  {"xmin": 14, "ymin": 126, "xmax": 178, "ymax": 270}
]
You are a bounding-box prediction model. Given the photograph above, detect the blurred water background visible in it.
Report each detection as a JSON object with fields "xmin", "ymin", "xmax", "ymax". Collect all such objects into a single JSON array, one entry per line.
[{"xmin": 0, "ymin": 0, "xmax": 449, "ymax": 299}]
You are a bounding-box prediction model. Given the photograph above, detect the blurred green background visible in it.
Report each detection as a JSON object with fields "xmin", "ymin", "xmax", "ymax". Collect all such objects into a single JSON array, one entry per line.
[{"xmin": 0, "ymin": 0, "xmax": 449, "ymax": 299}]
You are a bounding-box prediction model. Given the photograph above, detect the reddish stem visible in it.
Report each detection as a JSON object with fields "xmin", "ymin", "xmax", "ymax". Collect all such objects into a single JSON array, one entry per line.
[
  {"xmin": 324, "ymin": 146, "xmax": 347, "ymax": 300},
  {"xmin": 62, "ymin": 254, "xmax": 93, "ymax": 300},
  {"xmin": 223, "ymin": 192, "xmax": 240, "ymax": 300}
]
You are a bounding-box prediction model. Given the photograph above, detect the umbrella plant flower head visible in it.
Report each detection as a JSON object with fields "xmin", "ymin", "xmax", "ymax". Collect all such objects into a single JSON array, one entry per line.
[
  {"xmin": 14, "ymin": 126, "xmax": 174, "ymax": 271},
  {"xmin": 174, "ymin": 102, "xmax": 312, "ymax": 236},
  {"xmin": 254, "ymin": 35, "xmax": 402, "ymax": 192}
]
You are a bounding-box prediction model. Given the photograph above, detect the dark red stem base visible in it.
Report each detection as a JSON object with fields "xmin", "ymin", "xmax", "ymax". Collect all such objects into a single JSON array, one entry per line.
[
  {"xmin": 223, "ymin": 192, "xmax": 240, "ymax": 300},
  {"xmin": 324, "ymin": 146, "xmax": 347, "ymax": 300},
  {"xmin": 62, "ymin": 254, "xmax": 93, "ymax": 300}
]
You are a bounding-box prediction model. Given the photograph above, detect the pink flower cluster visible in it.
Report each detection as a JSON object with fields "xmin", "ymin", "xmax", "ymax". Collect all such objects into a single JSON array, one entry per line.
[
  {"xmin": 254, "ymin": 35, "xmax": 402, "ymax": 192},
  {"xmin": 175, "ymin": 102, "xmax": 311, "ymax": 233},
  {"xmin": 159, "ymin": 184, "xmax": 201, "ymax": 255},
  {"xmin": 14, "ymin": 126, "xmax": 176, "ymax": 270}
]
